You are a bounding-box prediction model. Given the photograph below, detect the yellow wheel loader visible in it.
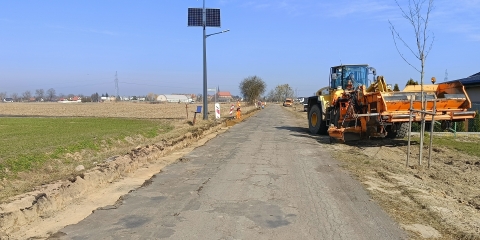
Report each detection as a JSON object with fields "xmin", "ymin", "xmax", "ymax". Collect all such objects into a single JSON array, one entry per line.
[{"xmin": 306, "ymin": 64, "xmax": 476, "ymax": 142}]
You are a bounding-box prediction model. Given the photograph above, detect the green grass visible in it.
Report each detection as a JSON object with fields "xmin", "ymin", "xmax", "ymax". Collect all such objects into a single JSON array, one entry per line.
[
  {"xmin": 432, "ymin": 136, "xmax": 480, "ymax": 158},
  {"xmin": 0, "ymin": 117, "xmax": 173, "ymax": 178},
  {"xmin": 411, "ymin": 135, "xmax": 480, "ymax": 158}
]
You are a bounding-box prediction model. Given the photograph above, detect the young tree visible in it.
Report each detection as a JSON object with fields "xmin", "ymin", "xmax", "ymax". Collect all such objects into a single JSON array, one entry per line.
[
  {"xmin": 0, "ymin": 92, "xmax": 6, "ymax": 101},
  {"xmin": 239, "ymin": 76, "xmax": 266, "ymax": 104},
  {"xmin": 389, "ymin": 0, "xmax": 434, "ymax": 90}
]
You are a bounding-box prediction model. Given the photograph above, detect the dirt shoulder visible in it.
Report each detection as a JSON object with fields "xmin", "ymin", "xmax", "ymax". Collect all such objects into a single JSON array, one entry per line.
[
  {"xmin": 0, "ymin": 104, "xmax": 259, "ymax": 240},
  {"xmin": 284, "ymin": 104, "xmax": 480, "ymax": 240}
]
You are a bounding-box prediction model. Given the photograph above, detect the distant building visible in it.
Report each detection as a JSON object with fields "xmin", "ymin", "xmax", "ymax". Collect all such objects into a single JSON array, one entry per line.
[
  {"xmin": 216, "ymin": 91, "xmax": 233, "ymax": 102},
  {"xmin": 448, "ymin": 72, "xmax": 480, "ymax": 131},
  {"xmin": 156, "ymin": 94, "xmax": 190, "ymax": 103},
  {"xmin": 449, "ymin": 72, "xmax": 480, "ymax": 108}
]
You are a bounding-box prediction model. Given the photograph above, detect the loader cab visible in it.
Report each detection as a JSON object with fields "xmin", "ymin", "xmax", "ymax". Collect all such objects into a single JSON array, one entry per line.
[{"xmin": 330, "ymin": 65, "xmax": 371, "ymax": 90}]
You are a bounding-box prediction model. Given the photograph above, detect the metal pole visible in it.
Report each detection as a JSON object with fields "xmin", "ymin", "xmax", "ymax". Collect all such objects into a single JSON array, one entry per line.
[
  {"xmin": 407, "ymin": 96, "xmax": 413, "ymax": 167},
  {"xmin": 428, "ymin": 100, "xmax": 436, "ymax": 168},
  {"xmin": 202, "ymin": 0, "xmax": 208, "ymax": 120},
  {"xmin": 419, "ymin": 93, "xmax": 424, "ymax": 166}
]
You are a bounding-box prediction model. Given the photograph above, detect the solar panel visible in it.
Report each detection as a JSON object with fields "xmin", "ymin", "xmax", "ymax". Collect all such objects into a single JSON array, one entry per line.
[
  {"xmin": 188, "ymin": 8, "xmax": 203, "ymax": 27},
  {"xmin": 206, "ymin": 8, "xmax": 221, "ymax": 27},
  {"xmin": 187, "ymin": 8, "xmax": 221, "ymax": 27}
]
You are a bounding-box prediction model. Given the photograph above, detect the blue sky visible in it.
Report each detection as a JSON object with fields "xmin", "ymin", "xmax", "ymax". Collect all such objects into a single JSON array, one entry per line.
[{"xmin": 1, "ymin": 0, "xmax": 479, "ymax": 98}]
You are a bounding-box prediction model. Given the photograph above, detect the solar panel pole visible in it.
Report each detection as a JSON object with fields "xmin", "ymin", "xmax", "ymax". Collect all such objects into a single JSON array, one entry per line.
[{"xmin": 202, "ymin": 0, "xmax": 208, "ymax": 120}]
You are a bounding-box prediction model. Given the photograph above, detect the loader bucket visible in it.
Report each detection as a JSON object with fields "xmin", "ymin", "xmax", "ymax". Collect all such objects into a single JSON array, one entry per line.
[{"xmin": 328, "ymin": 126, "xmax": 362, "ymax": 142}]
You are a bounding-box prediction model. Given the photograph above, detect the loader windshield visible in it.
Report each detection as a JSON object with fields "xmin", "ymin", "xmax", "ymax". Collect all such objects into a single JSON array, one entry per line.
[{"xmin": 330, "ymin": 65, "xmax": 369, "ymax": 90}]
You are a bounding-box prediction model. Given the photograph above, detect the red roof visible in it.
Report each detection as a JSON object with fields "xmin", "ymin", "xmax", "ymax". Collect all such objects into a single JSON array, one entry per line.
[{"xmin": 217, "ymin": 91, "xmax": 232, "ymax": 97}]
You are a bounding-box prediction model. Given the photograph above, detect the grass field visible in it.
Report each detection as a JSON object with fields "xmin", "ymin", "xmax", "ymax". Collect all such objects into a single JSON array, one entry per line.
[{"xmin": 0, "ymin": 117, "xmax": 172, "ymax": 180}]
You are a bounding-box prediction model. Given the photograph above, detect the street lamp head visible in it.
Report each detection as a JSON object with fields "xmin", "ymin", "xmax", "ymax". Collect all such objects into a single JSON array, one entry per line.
[{"xmin": 223, "ymin": 29, "xmax": 230, "ymax": 33}]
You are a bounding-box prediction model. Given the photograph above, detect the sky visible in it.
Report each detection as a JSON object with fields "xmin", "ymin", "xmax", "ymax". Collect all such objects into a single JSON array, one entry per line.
[{"xmin": 1, "ymin": 0, "xmax": 479, "ymax": 98}]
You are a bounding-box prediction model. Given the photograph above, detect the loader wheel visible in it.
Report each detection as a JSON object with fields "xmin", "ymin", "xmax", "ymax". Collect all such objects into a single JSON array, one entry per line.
[
  {"xmin": 308, "ymin": 105, "xmax": 328, "ymax": 134},
  {"xmin": 386, "ymin": 123, "xmax": 409, "ymax": 138}
]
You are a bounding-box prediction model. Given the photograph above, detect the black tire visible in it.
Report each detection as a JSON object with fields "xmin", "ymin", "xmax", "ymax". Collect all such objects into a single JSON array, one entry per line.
[
  {"xmin": 308, "ymin": 104, "xmax": 328, "ymax": 134},
  {"xmin": 386, "ymin": 123, "xmax": 409, "ymax": 138}
]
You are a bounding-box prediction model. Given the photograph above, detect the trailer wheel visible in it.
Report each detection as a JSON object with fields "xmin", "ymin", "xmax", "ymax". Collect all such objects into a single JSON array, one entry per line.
[
  {"xmin": 308, "ymin": 105, "xmax": 328, "ymax": 134},
  {"xmin": 386, "ymin": 123, "xmax": 409, "ymax": 138}
]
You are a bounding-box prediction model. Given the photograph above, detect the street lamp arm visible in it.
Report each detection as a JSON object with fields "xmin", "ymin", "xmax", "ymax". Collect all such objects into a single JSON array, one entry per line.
[{"xmin": 206, "ymin": 29, "xmax": 230, "ymax": 38}]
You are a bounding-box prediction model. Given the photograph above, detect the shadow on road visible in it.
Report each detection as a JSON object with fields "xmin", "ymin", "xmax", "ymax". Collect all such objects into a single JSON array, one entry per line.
[
  {"xmin": 274, "ymin": 126, "xmax": 330, "ymax": 144},
  {"xmin": 274, "ymin": 125, "xmax": 417, "ymax": 147}
]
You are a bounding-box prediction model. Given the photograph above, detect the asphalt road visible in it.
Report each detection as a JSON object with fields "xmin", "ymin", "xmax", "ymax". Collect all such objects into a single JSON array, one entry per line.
[{"xmin": 53, "ymin": 105, "xmax": 406, "ymax": 240}]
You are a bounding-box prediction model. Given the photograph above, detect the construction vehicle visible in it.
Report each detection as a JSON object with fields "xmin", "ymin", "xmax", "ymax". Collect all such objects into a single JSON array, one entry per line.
[
  {"xmin": 283, "ymin": 98, "xmax": 293, "ymax": 107},
  {"xmin": 306, "ymin": 64, "xmax": 476, "ymax": 142}
]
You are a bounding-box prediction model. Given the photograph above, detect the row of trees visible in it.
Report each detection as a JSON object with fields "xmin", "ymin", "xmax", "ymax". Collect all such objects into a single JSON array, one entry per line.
[
  {"xmin": 0, "ymin": 88, "xmax": 159, "ymax": 103},
  {"xmin": 0, "ymin": 89, "xmax": 112, "ymax": 102},
  {"xmin": 238, "ymin": 76, "xmax": 296, "ymax": 103},
  {"xmin": 0, "ymin": 88, "xmax": 56, "ymax": 102}
]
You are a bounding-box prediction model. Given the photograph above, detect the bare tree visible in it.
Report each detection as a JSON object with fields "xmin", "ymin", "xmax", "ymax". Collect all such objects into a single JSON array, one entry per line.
[
  {"xmin": 35, "ymin": 89, "xmax": 45, "ymax": 101},
  {"xmin": 0, "ymin": 92, "xmax": 6, "ymax": 101},
  {"xmin": 46, "ymin": 88, "xmax": 56, "ymax": 101},
  {"xmin": 91, "ymin": 92, "xmax": 99, "ymax": 102},
  {"xmin": 389, "ymin": 0, "xmax": 434, "ymax": 92},
  {"xmin": 11, "ymin": 93, "xmax": 18, "ymax": 102},
  {"xmin": 147, "ymin": 93, "xmax": 157, "ymax": 102},
  {"xmin": 239, "ymin": 76, "xmax": 266, "ymax": 104},
  {"xmin": 22, "ymin": 91, "xmax": 32, "ymax": 101}
]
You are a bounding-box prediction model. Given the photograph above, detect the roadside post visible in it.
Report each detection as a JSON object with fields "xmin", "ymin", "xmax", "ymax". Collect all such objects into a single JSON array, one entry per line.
[
  {"xmin": 215, "ymin": 103, "xmax": 221, "ymax": 119},
  {"xmin": 229, "ymin": 104, "xmax": 234, "ymax": 116},
  {"xmin": 193, "ymin": 106, "xmax": 202, "ymax": 125}
]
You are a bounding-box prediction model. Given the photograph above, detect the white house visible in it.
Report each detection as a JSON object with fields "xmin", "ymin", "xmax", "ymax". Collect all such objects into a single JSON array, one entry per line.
[{"xmin": 156, "ymin": 94, "xmax": 190, "ymax": 103}]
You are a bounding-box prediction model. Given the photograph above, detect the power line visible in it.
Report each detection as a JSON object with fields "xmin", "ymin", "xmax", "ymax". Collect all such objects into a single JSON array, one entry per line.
[{"xmin": 115, "ymin": 71, "xmax": 120, "ymax": 100}]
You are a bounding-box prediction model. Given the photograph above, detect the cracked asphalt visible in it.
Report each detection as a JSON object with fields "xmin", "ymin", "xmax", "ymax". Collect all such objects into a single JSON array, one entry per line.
[{"xmin": 53, "ymin": 105, "xmax": 406, "ymax": 240}]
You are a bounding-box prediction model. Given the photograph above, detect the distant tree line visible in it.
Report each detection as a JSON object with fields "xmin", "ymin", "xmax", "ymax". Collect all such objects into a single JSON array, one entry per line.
[{"xmin": 0, "ymin": 88, "xmax": 160, "ymax": 103}]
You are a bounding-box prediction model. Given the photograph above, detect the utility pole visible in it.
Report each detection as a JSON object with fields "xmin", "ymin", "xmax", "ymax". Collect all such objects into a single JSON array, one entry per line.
[{"xmin": 115, "ymin": 71, "xmax": 120, "ymax": 101}]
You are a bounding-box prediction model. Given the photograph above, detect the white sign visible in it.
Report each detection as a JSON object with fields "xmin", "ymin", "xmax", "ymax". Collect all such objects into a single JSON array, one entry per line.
[
  {"xmin": 207, "ymin": 88, "xmax": 216, "ymax": 92},
  {"xmin": 215, "ymin": 103, "xmax": 221, "ymax": 119}
]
